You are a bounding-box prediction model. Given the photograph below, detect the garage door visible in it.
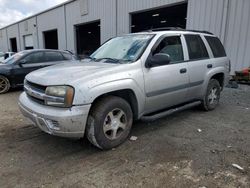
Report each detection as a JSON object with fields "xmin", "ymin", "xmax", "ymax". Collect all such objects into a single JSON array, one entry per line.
[
  {"xmin": 131, "ymin": 3, "xmax": 187, "ymax": 33},
  {"xmin": 43, "ymin": 30, "xmax": 58, "ymax": 50},
  {"xmin": 24, "ymin": 35, "xmax": 34, "ymax": 50},
  {"xmin": 75, "ymin": 21, "xmax": 101, "ymax": 57}
]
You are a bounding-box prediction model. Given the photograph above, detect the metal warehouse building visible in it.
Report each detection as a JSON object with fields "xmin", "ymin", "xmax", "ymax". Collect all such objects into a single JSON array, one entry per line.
[{"xmin": 0, "ymin": 0, "xmax": 249, "ymax": 73}]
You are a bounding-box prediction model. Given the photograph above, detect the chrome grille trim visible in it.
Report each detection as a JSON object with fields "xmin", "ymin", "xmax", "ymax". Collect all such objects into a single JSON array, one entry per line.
[
  {"xmin": 24, "ymin": 85, "xmax": 45, "ymax": 100},
  {"xmin": 24, "ymin": 81, "xmax": 65, "ymax": 104}
]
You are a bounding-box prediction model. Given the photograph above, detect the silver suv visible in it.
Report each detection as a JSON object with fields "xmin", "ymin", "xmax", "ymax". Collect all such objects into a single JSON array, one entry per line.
[{"xmin": 19, "ymin": 29, "xmax": 230, "ymax": 150}]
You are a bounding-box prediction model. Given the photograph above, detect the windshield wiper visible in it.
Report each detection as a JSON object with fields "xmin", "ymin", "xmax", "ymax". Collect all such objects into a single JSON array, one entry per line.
[
  {"xmin": 95, "ymin": 58, "xmax": 121, "ymax": 63},
  {"xmin": 84, "ymin": 56, "xmax": 96, "ymax": 60}
]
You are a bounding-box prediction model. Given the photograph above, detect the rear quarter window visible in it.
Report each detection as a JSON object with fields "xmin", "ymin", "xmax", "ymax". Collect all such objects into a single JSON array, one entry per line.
[
  {"xmin": 62, "ymin": 52, "xmax": 73, "ymax": 60},
  {"xmin": 44, "ymin": 51, "xmax": 64, "ymax": 62},
  {"xmin": 205, "ymin": 36, "xmax": 227, "ymax": 58}
]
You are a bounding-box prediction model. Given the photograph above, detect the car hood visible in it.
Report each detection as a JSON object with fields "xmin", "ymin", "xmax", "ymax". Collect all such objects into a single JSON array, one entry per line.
[
  {"xmin": 0, "ymin": 63, "xmax": 8, "ymax": 66},
  {"xmin": 25, "ymin": 61, "xmax": 122, "ymax": 86},
  {"xmin": 0, "ymin": 63, "xmax": 11, "ymax": 70}
]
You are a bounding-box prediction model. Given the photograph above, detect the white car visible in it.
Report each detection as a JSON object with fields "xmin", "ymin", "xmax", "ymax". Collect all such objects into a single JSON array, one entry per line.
[{"xmin": 0, "ymin": 52, "xmax": 15, "ymax": 62}]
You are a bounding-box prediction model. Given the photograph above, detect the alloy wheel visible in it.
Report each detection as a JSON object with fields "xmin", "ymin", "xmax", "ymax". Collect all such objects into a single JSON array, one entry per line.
[
  {"xmin": 208, "ymin": 87, "xmax": 219, "ymax": 105},
  {"xmin": 103, "ymin": 108, "xmax": 127, "ymax": 140},
  {"xmin": 0, "ymin": 77, "xmax": 9, "ymax": 94}
]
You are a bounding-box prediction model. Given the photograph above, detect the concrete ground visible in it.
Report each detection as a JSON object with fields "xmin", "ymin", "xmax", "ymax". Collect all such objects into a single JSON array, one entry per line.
[{"xmin": 0, "ymin": 86, "xmax": 249, "ymax": 188}]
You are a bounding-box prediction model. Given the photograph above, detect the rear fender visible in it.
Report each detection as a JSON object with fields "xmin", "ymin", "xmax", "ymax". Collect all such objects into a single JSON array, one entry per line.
[{"xmin": 202, "ymin": 67, "xmax": 226, "ymax": 96}]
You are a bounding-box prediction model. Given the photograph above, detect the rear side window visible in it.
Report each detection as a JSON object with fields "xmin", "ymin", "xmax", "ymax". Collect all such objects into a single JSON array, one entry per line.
[
  {"xmin": 44, "ymin": 52, "xmax": 64, "ymax": 62},
  {"xmin": 205, "ymin": 36, "xmax": 226, "ymax": 58},
  {"xmin": 185, "ymin": 35, "xmax": 209, "ymax": 60}
]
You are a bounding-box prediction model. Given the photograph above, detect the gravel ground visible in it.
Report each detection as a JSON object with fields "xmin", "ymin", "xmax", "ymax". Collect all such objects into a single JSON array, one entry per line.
[{"xmin": 0, "ymin": 85, "xmax": 249, "ymax": 188}]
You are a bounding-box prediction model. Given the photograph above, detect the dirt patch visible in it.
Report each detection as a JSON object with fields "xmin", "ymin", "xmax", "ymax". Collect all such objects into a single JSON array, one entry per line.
[{"xmin": 0, "ymin": 86, "xmax": 250, "ymax": 187}]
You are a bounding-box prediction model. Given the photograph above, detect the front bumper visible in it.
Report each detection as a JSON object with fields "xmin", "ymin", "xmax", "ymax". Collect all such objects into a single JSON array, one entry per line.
[{"xmin": 18, "ymin": 92, "xmax": 91, "ymax": 138}]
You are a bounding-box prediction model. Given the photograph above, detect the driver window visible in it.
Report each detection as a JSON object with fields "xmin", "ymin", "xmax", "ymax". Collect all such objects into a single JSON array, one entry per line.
[
  {"xmin": 23, "ymin": 52, "xmax": 44, "ymax": 64},
  {"xmin": 153, "ymin": 36, "xmax": 184, "ymax": 63}
]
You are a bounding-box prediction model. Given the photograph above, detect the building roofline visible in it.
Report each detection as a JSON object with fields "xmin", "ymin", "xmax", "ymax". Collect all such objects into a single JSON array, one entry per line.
[{"xmin": 0, "ymin": 0, "xmax": 76, "ymax": 30}]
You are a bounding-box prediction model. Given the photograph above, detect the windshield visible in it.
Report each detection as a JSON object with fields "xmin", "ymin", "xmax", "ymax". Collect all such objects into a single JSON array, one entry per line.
[
  {"xmin": 90, "ymin": 34, "xmax": 154, "ymax": 63},
  {"xmin": 2, "ymin": 51, "xmax": 28, "ymax": 64}
]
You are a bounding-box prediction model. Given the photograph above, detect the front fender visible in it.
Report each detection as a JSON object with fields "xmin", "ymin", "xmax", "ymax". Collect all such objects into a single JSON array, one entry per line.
[{"xmin": 75, "ymin": 79, "xmax": 146, "ymax": 116}]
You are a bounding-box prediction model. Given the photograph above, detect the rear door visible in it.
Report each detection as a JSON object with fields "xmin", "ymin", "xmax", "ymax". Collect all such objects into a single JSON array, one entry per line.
[
  {"xmin": 184, "ymin": 34, "xmax": 211, "ymax": 100},
  {"xmin": 41, "ymin": 51, "xmax": 66, "ymax": 68},
  {"xmin": 205, "ymin": 36, "xmax": 229, "ymax": 72},
  {"xmin": 143, "ymin": 34, "xmax": 189, "ymax": 113}
]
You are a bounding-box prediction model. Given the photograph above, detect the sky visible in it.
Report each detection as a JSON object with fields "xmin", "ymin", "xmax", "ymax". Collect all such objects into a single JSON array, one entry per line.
[{"xmin": 0, "ymin": 0, "xmax": 68, "ymax": 28}]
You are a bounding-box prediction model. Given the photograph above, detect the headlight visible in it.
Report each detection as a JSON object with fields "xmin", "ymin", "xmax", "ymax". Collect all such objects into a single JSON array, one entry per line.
[{"xmin": 45, "ymin": 86, "xmax": 74, "ymax": 108}]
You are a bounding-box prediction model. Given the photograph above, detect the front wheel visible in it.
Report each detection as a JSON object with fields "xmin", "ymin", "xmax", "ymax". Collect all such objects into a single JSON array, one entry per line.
[
  {"xmin": 0, "ymin": 75, "xmax": 10, "ymax": 94},
  {"xmin": 86, "ymin": 96, "xmax": 133, "ymax": 150},
  {"xmin": 201, "ymin": 79, "xmax": 221, "ymax": 111}
]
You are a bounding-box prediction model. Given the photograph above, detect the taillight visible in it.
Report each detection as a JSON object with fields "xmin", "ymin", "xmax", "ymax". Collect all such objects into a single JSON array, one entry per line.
[{"xmin": 226, "ymin": 60, "xmax": 231, "ymax": 73}]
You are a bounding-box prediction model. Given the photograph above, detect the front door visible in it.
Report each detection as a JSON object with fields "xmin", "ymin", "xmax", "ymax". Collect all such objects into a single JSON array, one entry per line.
[
  {"xmin": 12, "ymin": 52, "xmax": 45, "ymax": 85},
  {"xmin": 143, "ymin": 35, "xmax": 189, "ymax": 114}
]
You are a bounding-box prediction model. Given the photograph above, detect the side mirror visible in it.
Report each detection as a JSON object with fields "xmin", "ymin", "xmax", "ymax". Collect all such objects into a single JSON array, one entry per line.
[
  {"xmin": 18, "ymin": 60, "xmax": 27, "ymax": 67},
  {"xmin": 146, "ymin": 53, "xmax": 171, "ymax": 68}
]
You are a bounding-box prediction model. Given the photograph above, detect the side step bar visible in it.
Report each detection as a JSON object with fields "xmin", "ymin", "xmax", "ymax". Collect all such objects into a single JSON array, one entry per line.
[{"xmin": 141, "ymin": 101, "xmax": 201, "ymax": 122}]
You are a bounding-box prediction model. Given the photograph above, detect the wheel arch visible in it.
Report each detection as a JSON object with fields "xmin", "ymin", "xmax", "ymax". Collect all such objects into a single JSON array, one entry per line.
[
  {"xmin": 202, "ymin": 67, "xmax": 226, "ymax": 95},
  {"xmin": 0, "ymin": 74, "xmax": 12, "ymax": 85},
  {"xmin": 90, "ymin": 89, "xmax": 140, "ymax": 120},
  {"xmin": 210, "ymin": 72, "xmax": 225, "ymax": 88}
]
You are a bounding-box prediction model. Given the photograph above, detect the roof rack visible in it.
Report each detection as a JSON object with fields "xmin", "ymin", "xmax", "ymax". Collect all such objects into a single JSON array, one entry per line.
[
  {"xmin": 185, "ymin": 29, "xmax": 214, "ymax": 35},
  {"xmin": 144, "ymin": 27, "xmax": 183, "ymax": 32},
  {"xmin": 143, "ymin": 27, "xmax": 214, "ymax": 35}
]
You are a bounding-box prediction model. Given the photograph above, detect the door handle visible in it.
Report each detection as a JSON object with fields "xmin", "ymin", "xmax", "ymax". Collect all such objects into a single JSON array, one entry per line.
[
  {"xmin": 207, "ymin": 64, "xmax": 213, "ymax": 69},
  {"xmin": 180, "ymin": 68, "xmax": 187, "ymax": 74}
]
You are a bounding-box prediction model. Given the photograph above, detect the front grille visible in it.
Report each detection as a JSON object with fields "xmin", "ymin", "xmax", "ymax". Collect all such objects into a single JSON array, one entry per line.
[
  {"xmin": 25, "ymin": 80, "xmax": 47, "ymax": 105},
  {"xmin": 25, "ymin": 80, "xmax": 65, "ymax": 107},
  {"xmin": 26, "ymin": 80, "xmax": 46, "ymax": 93},
  {"xmin": 27, "ymin": 95, "xmax": 45, "ymax": 105}
]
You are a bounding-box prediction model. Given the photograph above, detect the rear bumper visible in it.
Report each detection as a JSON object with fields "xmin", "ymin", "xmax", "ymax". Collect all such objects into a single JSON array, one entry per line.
[{"xmin": 18, "ymin": 92, "xmax": 91, "ymax": 138}]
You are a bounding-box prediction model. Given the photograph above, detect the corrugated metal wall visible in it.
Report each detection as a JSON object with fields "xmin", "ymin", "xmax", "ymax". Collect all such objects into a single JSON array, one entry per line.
[
  {"xmin": 19, "ymin": 17, "xmax": 38, "ymax": 49},
  {"xmin": 0, "ymin": 29, "xmax": 8, "ymax": 52},
  {"xmin": 37, "ymin": 6, "xmax": 67, "ymax": 50},
  {"xmin": 187, "ymin": 0, "xmax": 250, "ymax": 72},
  {"xmin": 224, "ymin": 0, "xmax": 250, "ymax": 72},
  {"xmin": 186, "ymin": 0, "xmax": 226, "ymax": 38},
  {"xmin": 6, "ymin": 24, "xmax": 21, "ymax": 51},
  {"xmin": 65, "ymin": 0, "xmax": 117, "ymax": 52}
]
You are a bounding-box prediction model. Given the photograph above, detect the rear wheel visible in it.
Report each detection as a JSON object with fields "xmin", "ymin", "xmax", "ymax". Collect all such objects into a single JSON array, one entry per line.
[
  {"xmin": 0, "ymin": 75, "xmax": 10, "ymax": 94},
  {"xmin": 201, "ymin": 79, "xmax": 221, "ymax": 111},
  {"xmin": 86, "ymin": 96, "xmax": 133, "ymax": 150}
]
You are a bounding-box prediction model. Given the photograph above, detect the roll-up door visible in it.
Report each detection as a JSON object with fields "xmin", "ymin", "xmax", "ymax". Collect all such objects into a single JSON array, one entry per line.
[{"xmin": 24, "ymin": 35, "xmax": 34, "ymax": 50}]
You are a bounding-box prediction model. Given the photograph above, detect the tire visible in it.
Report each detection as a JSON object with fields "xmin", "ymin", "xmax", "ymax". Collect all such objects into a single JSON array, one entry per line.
[
  {"xmin": 86, "ymin": 96, "xmax": 133, "ymax": 150},
  {"xmin": 201, "ymin": 79, "xmax": 221, "ymax": 111},
  {"xmin": 0, "ymin": 75, "xmax": 10, "ymax": 94}
]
